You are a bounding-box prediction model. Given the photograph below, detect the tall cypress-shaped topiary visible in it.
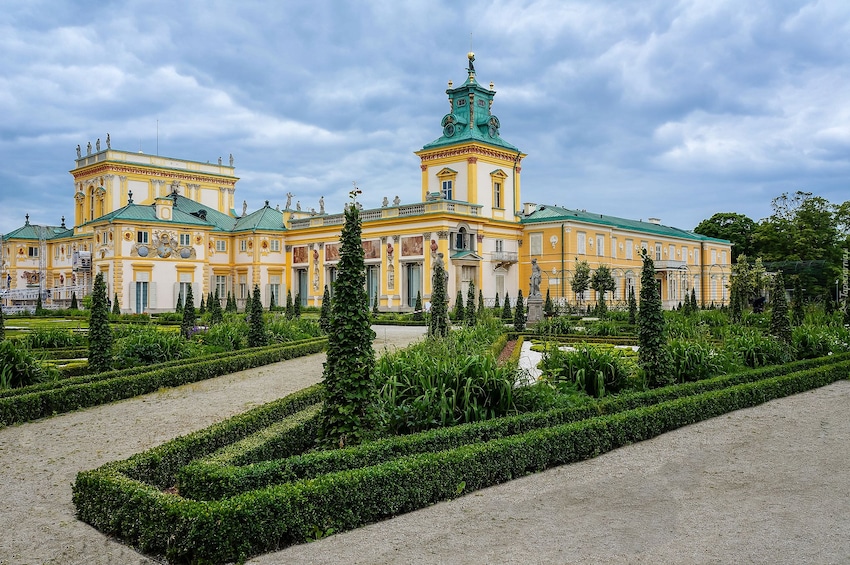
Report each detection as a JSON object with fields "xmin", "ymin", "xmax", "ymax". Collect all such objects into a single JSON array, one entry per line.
[
  {"xmin": 70, "ymin": 292, "xmax": 78, "ymax": 310},
  {"xmin": 543, "ymin": 287, "xmax": 554, "ymax": 317},
  {"xmin": 429, "ymin": 254, "xmax": 449, "ymax": 337},
  {"xmin": 244, "ymin": 291, "xmax": 253, "ymax": 320},
  {"xmin": 478, "ymin": 289, "xmax": 485, "ymax": 317},
  {"xmin": 294, "ymin": 293, "xmax": 302, "ymax": 318},
  {"xmin": 227, "ymin": 291, "xmax": 238, "ymax": 313},
  {"xmin": 513, "ymin": 289, "xmax": 526, "ymax": 332},
  {"xmin": 454, "ymin": 290, "xmax": 464, "ymax": 322},
  {"xmin": 207, "ymin": 292, "xmax": 214, "ymax": 315},
  {"xmin": 269, "ymin": 288, "xmax": 276, "ymax": 312},
  {"xmin": 465, "ymin": 282, "xmax": 476, "ymax": 326},
  {"xmin": 35, "ymin": 294, "xmax": 43, "ymax": 315},
  {"xmin": 319, "ymin": 285, "xmax": 332, "ymax": 332},
  {"xmin": 770, "ymin": 271, "xmax": 791, "ymax": 344},
  {"xmin": 628, "ymin": 286, "xmax": 637, "ymax": 325},
  {"xmin": 198, "ymin": 294, "xmax": 206, "ymax": 315},
  {"xmin": 690, "ymin": 287, "xmax": 698, "ymax": 312},
  {"xmin": 638, "ymin": 250, "xmax": 670, "ymax": 387},
  {"xmin": 0, "ymin": 304, "xmax": 5, "ymax": 341},
  {"xmin": 112, "ymin": 292, "xmax": 120, "ymax": 316},
  {"xmin": 502, "ymin": 293, "xmax": 512, "ymax": 321},
  {"xmin": 285, "ymin": 290, "xmax": 294, "ymax": 319},
  {"xmin": 791, "ymin": 276, "xmax": 804, "ymax": 326},
  {"xmin": 87, "ymin": 272, "xmax": 113, "ymax": 373},
  {"xmin": 210, "ymin": 289, "xmax": 223, "ymax": 325},
  {"xmin": 175, "ymin": 291, "xmax": 184, "ymax": 314},
  {"xmin": 317, "ymin": 199, "xmax": 376, "ymax": 449},
  {"xmin": 248, "ymin": 284, "xmax": 267, "ymax": 347},
  {"xmin": 494, "ymin": 292, "xmax": 501, "ymax": 312},
  {"xmin": 413, "ymin": 291, "xmax": 423, "ymax": 321},
  {"xmin": 180, "ymin": 284, "xmax": 196, "ymax": 338}
]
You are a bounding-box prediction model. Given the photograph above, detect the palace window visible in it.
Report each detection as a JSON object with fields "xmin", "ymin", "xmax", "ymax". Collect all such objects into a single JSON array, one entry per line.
[
  {"xmin": 625, "ymin": 239, "xmax": 633, "ymax": 260},
  {"xmin": 655, "ymin": 243, "xmax": 662, "ymax": 261},
  {"xmin": 490, "ymin": 169, "xmax": 507, "ymax": 209},
  {"xmin": 596, "ymin": 235, "xmax": 604, "ymax": 257},
  {"xmin": 240, "ymin": 240, "xmax": 247, "ymax": 252},
  {"xmin": 530, "ymin": 232, "xmax": 543, "ymax": 256},
  {"xmin": 495, "ymin": 239, "xmax": 504, "ymax": 253},
  {"xmin": 576, "ymin": 232, "xmax": 586, "ymax": 255},
  {"xmin": 180, "ymin": 233, "xmax": 191, "ymax": 246},
  {"xmin": 270, "ymin": 239, "xmax": 280, "ymax": 252},
  {"xmin": 215, "ymin": 275, "xmax": 228, "ymax": 299},
  {"xmin": 28, "ymin": 246, "xmax": 38, "ymax": 258},
  {"xmin": 611, "ymin": 237, "xmax": 618, "ymax": 259},
  {"xmin": 436, "ymin": 167, "xmax": 458, "ymax": 201},
  {"xmin": 137, "ymin": 231, "xmax": 149, "ymax": 244},
  {"xmin": 215, "ymin": 240, "xmax": 226, "ymax": 253}
]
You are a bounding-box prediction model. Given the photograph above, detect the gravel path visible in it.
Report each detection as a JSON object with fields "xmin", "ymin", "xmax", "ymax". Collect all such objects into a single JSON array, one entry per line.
[{"xmin": 0, "ymin": 327, "xmax": 847, "ymax": 564}]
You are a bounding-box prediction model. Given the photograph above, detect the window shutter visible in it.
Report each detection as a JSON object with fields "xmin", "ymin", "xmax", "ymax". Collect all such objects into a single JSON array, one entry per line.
[
  {"xmin": 173, "ymin": 282, "xmax": 180, "ymax": 307},
  {"xmin": 149, "ymin": 283, "xmax": 157, "ymax": 310},
  {"xmin": 129, "ymin": 283, "xmax": 136, "ymax": 313},
  {"xmin": 192, "ymin": 283, "xmax": 201, "ymax": 306}
]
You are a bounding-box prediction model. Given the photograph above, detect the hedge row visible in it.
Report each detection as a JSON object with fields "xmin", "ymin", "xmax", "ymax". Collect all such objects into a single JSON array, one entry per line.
[
  {"xmin": 0, "ymin": 338, "xmax": 327, "ymax": 427},
  {"xmin": 179, "ymin": 353, "xmax": 850, "ymax": 501},
  {"xmin": 73, "ymin": 359, "xmax": 849, "ymax": 564},
  {"xmin": 0, "ymin": 338, "xmax": 326, "ymax": 399},
  {"xmin": 30, "ymin": 347, "xmax": 89, "ymax": 360},
  {"xmin": 509, "ymin": 332, "xmax": 638, "ymax": 346}
]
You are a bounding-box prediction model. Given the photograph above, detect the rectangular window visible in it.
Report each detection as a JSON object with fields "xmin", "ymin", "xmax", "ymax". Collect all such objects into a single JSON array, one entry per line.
[
  {"xmin": 611, "ymin": 237, "xmax": 617, "ymax": 259},
  {"xmin": 711, "ymin": 249, "xmax": 717, "ymax": 264},
  {"xmin": 495, "ymin": 239, "xmax": 504, "ymax": 253},
  {"xmin": 270, "ymin": 239, "xmax": 280, "ymax": 252},
  {"xmin": 442, "ymin": 180, "xmax": 453, "ymax": 200},
  {"xmin": 694, "ymin": 248, "xmax": 700, "ymax": 265},
  {"xmin": 178, "ymin": 282, "xmax": 192, "ymax": 307},
  {"xmin": 669, "ymin": 244, "xmax": 675, "ymax": 260},
  {"xmin": 625, "ymin": 239, "xmax": 633, "ymax": 260},
  {"xmin": 493, "ymin": 182, "xmax": 502, "ymax": 208},
  {"xmin": 577, "ymin": 232, "xmax": 586, "ymax": 255},
  {"xmin": 269, "ymin": 275, "xmax": 280, "ymax": 306},
  {"xmin": 681, "ymin": 246, "xmax": 688, "ymax": 264},
  {"xmin": 530, "ymin": 233, "xmax": 543, "ymax": 256},
  {"xmin": 215, "ymin": 240, "xmax": 226, "ymax": 253},
  {"xmin": 180, "ymin": 233, "xmax": 191, "ymax": 246},
  {"xmin": 28, "ymin": 246, "xmax": 38, "ymax": 258},
  {"xmin": 215, "ymin": 275, "xmax": 227, "ymax": 299},
  {"xmin": 239, "ymin": 274, "xmax": 247, "ymax": 299},
  {"xmin": 721, "ymin": 250, "xmax": 727, "ymax": 265},
  {"xmin": 137, "ymin": 231, "xmax": 148, "ymax": 244},
  {"xmin": 240, "ymin": 240, "xmax": 247, "ymax": 252},
  {"xmin": 596, "ymin": 235, "xmax": 604, "ymax": 257},
  {"xmin": 54, "ymin": 245, "xmax": 59, "ymax": 259},
  {"xmin": 655, "ymin": 243, "xmax": 662, "ymax": 261}
]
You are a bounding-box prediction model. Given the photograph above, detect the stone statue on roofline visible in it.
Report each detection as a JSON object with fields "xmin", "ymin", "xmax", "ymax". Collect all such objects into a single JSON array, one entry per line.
[
  {"xmin": 285, "ymin": 192, "xmax": 293, "ymax": 209},
  {"xmin": 96, "ymin": 138, "xmax": 100, "ymax": 152},
  {"xmin": 106, "ymin": 133, "xmax": 111, "ymax": 149},
  {"xmin": 76, "ymin": 145, "xmax": 81, "ymax": 159}
]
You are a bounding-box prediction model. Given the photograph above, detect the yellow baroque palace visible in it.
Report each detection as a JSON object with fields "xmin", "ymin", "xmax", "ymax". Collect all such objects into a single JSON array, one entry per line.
[{"xmin": 1, "ymin": 56, "xmax": 731, "ymax": 314}]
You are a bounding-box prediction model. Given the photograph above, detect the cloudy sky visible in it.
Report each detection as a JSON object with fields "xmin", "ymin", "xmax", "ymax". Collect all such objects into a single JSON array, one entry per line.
[{"xmin": 1, "ymin": 0, "xmax": 848, "ymax": 236}]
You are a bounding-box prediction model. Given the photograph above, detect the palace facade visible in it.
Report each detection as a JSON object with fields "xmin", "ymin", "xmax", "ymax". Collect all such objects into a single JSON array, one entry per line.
[{"xmin": 0, "ymin": 56, "xmax": 731, "ymax": 314}]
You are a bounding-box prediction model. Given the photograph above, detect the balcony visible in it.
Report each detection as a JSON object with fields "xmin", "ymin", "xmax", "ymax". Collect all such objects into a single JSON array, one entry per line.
[
  {"xmin": 654, "ymin": 260, "xmax": 687, "ymax": 270},
  {"xmin": 289, "ymin": 200, "xmax": 482, "ymax": 230},
  {"xmin": 491, "ymin": 251, "xmax": 518, "ymax": 263}
]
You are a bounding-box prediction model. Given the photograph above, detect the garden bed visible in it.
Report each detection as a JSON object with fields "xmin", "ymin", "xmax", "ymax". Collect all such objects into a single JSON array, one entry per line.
[{"xmin": 73, "ymin": 353, "xmax": 850, "ymax": 563}]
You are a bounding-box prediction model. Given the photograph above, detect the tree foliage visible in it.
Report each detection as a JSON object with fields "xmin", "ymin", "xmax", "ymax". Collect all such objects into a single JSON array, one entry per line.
[
  {"xmin": 210, "ymin": 289, "xmax": 224, "ymax": 325},
  {"xmin": 285, "ymin": 290, "xmax": 294, "ymax": 319},
  {"xmin": 543, "ymin": 288, "xmax": 554, "ymax": 317},
  {"xmin": 570, "ymin": 259, "xmax": 590, "ymax": 304},
  {"xmin": 791, "ymin": 276, "xmax": 805, "ymax": 327},
  {"xmin": 112, "ymin": 293, "xmax": 120, "ymax": 316},
  {"xmin": 693, "ymin": 212, "xmax": 757, "ymax": 261},
  {"xmin": 501, "ymin": 293, "xmax": 512, "ymax": 321},
  {"xmin": 590, "ymin": 264, "xmax": 616, "ymax": 315},
  {"xmin": 0, "ymin": 304, "xmax": 5, "ymax": 341},
  {"xmin": 628, "ymin": 286, "xmax": 637, "ymax": 325},
  {"xmin": 637, "ymin": 251, "xmax": 670, "ymax": 387},
  {"xmin": 453, "ymin": 290, "xmax": 464, "ymax": 322},
  {"xmin": 70, "ymin": 292, "xmax": 78, "ymax": 310},
  {"xmin": 87, "ymin": 272, "xmax": 113, "ymax": 373},
  {"xmin": 413, "ymin": 291, "xmax": 423, "ymax": 322},
  {"xmin": 317, "ymin": 201, "xmax": 377, "ymax": 449}
]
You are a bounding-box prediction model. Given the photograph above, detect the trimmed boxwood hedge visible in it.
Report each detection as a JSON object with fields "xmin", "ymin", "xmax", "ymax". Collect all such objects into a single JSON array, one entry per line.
[
  {"xmin": 178, "ymin": 353, "xmax": 849, "ymax": 501},
  {"xmin": 73, "ymin": 355, "xmax": 850, "ymax": 564},
  {"xmin": 0, "ymin": 338, "xmax": 326, "ymax": 426}
]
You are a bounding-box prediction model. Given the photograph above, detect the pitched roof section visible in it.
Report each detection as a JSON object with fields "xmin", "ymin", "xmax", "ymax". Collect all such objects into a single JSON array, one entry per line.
[
  {"xmin": 522, "ymin": 204, "xmax": 731, "ymax": 244},
  {"xmin": 171, "ymin": 194, "xmax": 238, "ymax": 232},
  {"xmin": 233, "ymin": 201, "xmax": 285, "ymax": 232},
  {"xmin": 3, "ymin": 223, "xmax": 73, "ymax": 240}
]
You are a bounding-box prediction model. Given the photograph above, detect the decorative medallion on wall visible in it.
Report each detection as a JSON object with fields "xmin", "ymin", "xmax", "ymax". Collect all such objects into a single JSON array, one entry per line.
[{"xmin": 21, "ymin": 271, "xmax": 39, "ymax": 285}]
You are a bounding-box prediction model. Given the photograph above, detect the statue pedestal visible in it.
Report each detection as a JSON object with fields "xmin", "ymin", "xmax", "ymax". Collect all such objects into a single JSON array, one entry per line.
[{"xmin": 527, "ymin": 295, "xmax": 544, "ymax": 324}]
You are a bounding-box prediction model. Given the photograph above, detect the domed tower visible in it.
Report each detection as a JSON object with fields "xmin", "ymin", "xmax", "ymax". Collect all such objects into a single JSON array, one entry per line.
[{"xmin": 415, "ymin": 53, "xmax": 525, "ymax": 221}]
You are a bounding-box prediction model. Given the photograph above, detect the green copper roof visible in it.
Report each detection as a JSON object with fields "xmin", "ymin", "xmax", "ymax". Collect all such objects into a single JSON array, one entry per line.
[
  {"xmin": 171, "ymin": 194, "xmax": 237, "ymax": 231},
  {"xmin": 3, "ymin": 222, "xmax": 73, "ymax": 240},
  {"xmin": 420, "ymin": 55, "xmax": 519, "ymax": 153},
  {"xmin": 522, "ymin": 204, "xmax": 731, "ymax": 244},
  {"xmin": 233, "ymin": 201, "xmax": 285, "ymax": 232}
]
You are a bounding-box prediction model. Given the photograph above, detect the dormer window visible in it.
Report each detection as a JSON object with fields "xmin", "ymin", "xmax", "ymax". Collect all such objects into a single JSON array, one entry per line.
[{"xmin": 436, "ymin": 167, "xmax": 458, "ymax": 201}]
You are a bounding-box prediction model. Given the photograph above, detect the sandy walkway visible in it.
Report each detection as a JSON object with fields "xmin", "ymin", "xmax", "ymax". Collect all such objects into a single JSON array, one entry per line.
[{"xmin": 1, "ymin": 326, "xmax": 847, "ymax": 564}]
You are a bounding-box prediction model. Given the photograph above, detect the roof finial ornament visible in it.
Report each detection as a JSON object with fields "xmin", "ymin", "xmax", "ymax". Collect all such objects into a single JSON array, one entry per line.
[
  {"xmin": 467, "ymin": 51, "xmax": 475, "ymax": 77},
  {"xmin": 25, "ymin": 213, "xmax": 30, "ymax": 225},
  {"xmin": 128, "ymin": 190, "xmax": 133, "ymax": 204}
]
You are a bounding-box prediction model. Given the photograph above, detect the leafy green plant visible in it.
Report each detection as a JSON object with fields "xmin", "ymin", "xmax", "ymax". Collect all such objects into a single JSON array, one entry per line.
[
  {"xmin": 180, "ymin": 284, "xmax": 197, "ymax": 339},
  {"xmin": 429, "ymin": 254, "xmax": 449, "ymax": 338},
  {"xmin": 501, "ymin": 293, "xmax": 512, "ymax": 321},
  {"xmin": 199, "ymin": 320, "xmax": 247, "ymax": 351},
  {"xmin": 113, "ymin": 326, "xmax": 197, "ymax": 369},
  {"xmin": 770, "ymin": 271, "xmax": 791, "ymax": 344},
  {"xmin": 637, "ymin": 250, "xmax": 670, "ymax": 387},
  {"xmin": 539, "ymin": 342, "xmax": 632, "ymax": 398},
  {"xmin": 465, "ymin": 282, "xmax": 476, "ymax": 326},
  {"xmin": 724, "ymin": 328, "xmax": 792, "ymax": 368},
  {"xmin": 665, "ymin": 338, "xmax": 735, "ymax": 382},
  {"xmin": 513, "ymin": 289, "xmax": 526, "ymax": 332},
  {"xmin": 0, "ymin": 340, "xmax": 58, "ymax": 389},
  {"xmin": 319, "ymin": 285, "xmax": 332, "ymax": 332},
  {"xmin": 21, "ymin": 327, "xmax": 86, "ymax": 349},
  {"xmin": 248, "ymin": 285, "xmax": 268, "ymax": 348}
]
